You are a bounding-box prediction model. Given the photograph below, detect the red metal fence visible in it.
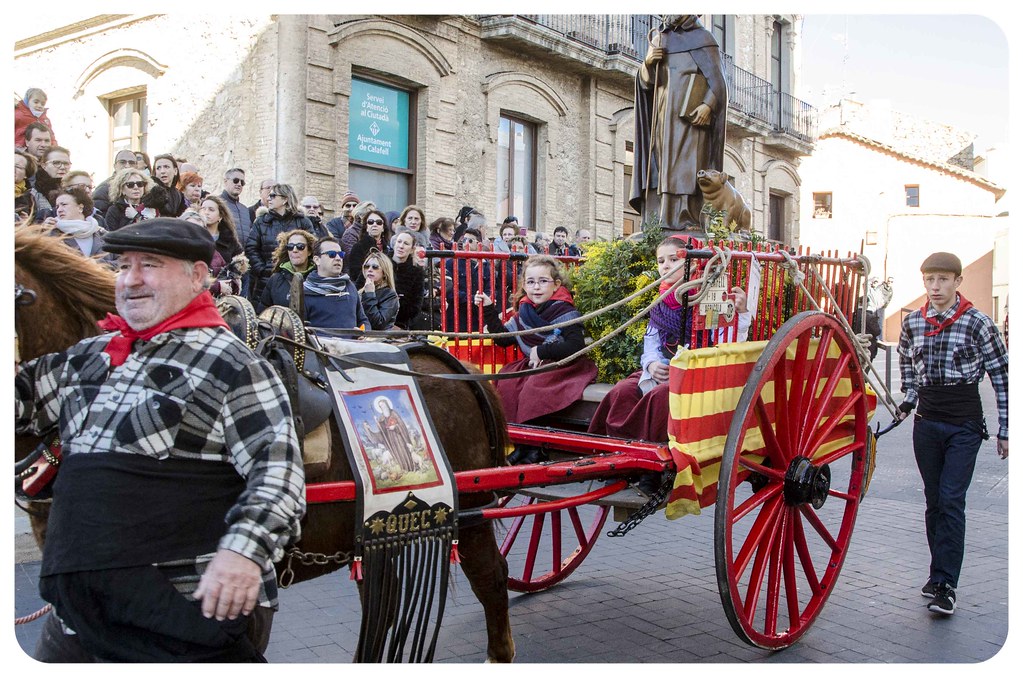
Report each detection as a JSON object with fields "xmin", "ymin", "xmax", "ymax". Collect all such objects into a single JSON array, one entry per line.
[{"xmin": 423, "ymin": 240, "xmax": 865, "ymax": 374}]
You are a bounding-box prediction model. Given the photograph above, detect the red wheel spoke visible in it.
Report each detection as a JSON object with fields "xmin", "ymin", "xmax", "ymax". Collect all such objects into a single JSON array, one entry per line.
[
  {"xmin": 814, "ymin": 439, "xmax": 864, "ymax": 467},
  {"xmin": 798, "ymin": 503, "xmax": 839, "ymax": 552},
  {"xmin": 742, "ymin": 499, "xmax": 784, "ymax": 619},
  {"xmin": 772, "ymin": 358, "xmax": 792, "ymax": 454},
  {"xmin": 499, "ymin": 498, "xmax": 534, "ymax": 554},
  {"xmin": 754, "ymin": 396, "xmax": 788, "ymax": 465},
  {"xmin": 763, "ymin": 507, "xmax": 789, "ymax": 637},
  {"xmin": 550, "ymin": 511, "xmax": 562, "ymax": 576},
  {"xmin": 782, "ymin": 510, "xmax": 802, "ymax": 630},
  {"xmin": 733, "ymin": 494, "xmax": 784, "ymax": 579},
  {"xmin": 797, "ymin": 351, "xmax": 852, "ymax": 455},
  {"xmin": 732, "ymin": 483, "xmax": 783, "ymax": 523},
  {"xmin": 738, "ymin": 457, "xmax": 785, "ymax": 482},
  {"xmin": 802, "ymin": 389, "xmax": 862, "ymax": 459},
  {"xmin": 795, "ymin": 329, "xmax": 834, "ymax": 448},
  {"xmin": 568, "ymin": 506, "xmax": 587, "ymax": 545},
  {"xmin": 520, "ymin": 511, "xmax": 546, "ymax": 582},
  {"xmin": 827, "ymin": 488, "xmax": 858, "ymax": 503},
  {"xmin": 792, "ymin": 512, "xmax": 821, "ymax": 595},
  {"xmin": 786, "ymin": 333, "xmax": 812, "ymax": 448}
]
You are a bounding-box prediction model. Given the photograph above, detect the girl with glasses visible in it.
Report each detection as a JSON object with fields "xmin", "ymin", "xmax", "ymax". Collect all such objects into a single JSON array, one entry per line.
[
  {"xmin": 104, "ymin": 168, "xmax": 159, "ymax": 231},
  {"xmin": 347, "ymin": 208, "xmax": 394, "ymax": 287},
  {"xmin": 474, "ymin": 255, "xmax": 597, "ymax": 461},
  {"xmin": 359, "ymin": 250, "xmax": 399, "ymax": 330},
  {"xmin": 245, "ymin": 182, "xmax": 316, "ymax": 309},
  {"xmin": 260, "ymin": 229, "xmax": 317, "ymax": 310}
]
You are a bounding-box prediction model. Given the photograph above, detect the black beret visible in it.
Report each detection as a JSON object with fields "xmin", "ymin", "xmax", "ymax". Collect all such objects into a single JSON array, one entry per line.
[
  {"xmin": 103, "ymin": 217, "xmax": 216, "ymax": 265},
  {"xmin": 920, "ymin": 252, "xmax": 962, "ymax": 276}
]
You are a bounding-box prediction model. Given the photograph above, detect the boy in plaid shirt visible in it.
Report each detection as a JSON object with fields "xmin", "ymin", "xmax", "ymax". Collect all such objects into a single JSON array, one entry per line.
[{"xmin": 897, "ymin": 251, "xmax": 1008, "ymax": 616}]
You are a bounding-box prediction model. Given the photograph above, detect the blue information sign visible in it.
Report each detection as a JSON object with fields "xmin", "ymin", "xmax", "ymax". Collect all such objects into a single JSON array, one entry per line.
[{"xmin": 349, "ymin": 79, "xmax": 410, "ymax": 169}]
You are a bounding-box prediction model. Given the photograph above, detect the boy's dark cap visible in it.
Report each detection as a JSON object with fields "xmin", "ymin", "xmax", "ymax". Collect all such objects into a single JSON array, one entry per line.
[
  {"xmin": 103, "ymin": 217, "xmax": 215, "ymax": 265},
  {"xmin": 920, "ymin": 252, "xmax": 962, "ymax": 276}
]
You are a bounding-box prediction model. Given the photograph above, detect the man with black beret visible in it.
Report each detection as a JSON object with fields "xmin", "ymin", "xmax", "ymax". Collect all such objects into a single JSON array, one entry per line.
[
  {"xmin": 897, "ymin": 251, "xmax": 1008, "ymax": 617},
  {"xmin": 15, "ymin": 218, "xmax": 305, "ymax": 661}
]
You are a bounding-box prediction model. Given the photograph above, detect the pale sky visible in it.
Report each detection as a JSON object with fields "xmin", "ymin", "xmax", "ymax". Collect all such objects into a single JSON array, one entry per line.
[{"xmin": 799, "ymin": 13, "xmax": 1010, "ymax": 150}]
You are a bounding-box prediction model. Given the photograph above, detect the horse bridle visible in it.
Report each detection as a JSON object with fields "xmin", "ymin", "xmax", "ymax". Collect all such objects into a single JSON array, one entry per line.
[{"xmin": 14, "ymin": 283, "xmax": 37, "ymax": 366}]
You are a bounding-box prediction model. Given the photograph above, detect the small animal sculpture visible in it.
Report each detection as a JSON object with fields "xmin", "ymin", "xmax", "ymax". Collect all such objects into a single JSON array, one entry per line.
[{"xmin": 697, "ymin": 169, "xmax": 752, "ymax": 233}]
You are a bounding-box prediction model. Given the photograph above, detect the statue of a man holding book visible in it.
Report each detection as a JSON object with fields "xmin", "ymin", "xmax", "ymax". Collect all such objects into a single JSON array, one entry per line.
[{"xmin": 631, "ymin": 14, "xmax": 727, "ymax": 230}]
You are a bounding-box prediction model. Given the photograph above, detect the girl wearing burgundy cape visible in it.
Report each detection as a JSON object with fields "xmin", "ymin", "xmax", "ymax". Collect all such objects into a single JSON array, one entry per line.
[
  {"xmin": 588, "ymin": 236, "xmax": 750, "ymax": 444},
  {"xmin": 475, "ymin": 255, "xmax": 597, "ymax": 428}
]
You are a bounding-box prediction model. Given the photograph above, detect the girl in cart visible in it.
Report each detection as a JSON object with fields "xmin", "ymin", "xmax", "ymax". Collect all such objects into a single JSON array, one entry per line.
[
  {"xmin": 475, "ymin": 255, "xmax": 597, "ymax": 463},
  {"xmin": 588, "ymin": 235, "xmax": 750, "ymax": 456}
]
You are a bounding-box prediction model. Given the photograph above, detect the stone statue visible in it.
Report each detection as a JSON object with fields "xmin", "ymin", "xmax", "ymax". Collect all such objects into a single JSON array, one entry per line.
[{"xmin": 631, "ymin": 15, "xmax": 727, "ymax": 231}]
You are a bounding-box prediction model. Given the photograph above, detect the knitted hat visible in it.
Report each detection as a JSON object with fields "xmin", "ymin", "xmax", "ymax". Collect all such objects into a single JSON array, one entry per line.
[
  {"xmin": 340, "ymin": 191, "xmax": 360, "ymax": 206},
  {"xmin": 103, "ymin": 217, "xmax": 216, "ymax": 265},
  {"xmin": 920, "ymin": 252, "xmax": 962, "ymax": 276}
]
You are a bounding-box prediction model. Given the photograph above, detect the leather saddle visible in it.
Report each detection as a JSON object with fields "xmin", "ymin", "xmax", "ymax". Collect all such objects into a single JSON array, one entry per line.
[{"xmin": 216, "ymin": 296, "xmax": 334, "ymax": 479}]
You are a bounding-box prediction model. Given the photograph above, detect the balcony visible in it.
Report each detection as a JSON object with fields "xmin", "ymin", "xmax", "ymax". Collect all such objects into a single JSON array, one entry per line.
[{"xmin": 473, "ymin": 14, "xmax": 816, "ymax": 149}]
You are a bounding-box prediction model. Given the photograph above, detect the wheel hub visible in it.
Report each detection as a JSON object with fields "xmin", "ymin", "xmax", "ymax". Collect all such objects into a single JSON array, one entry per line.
[{"xmin": 783, "ymin": 456, "xmax": 831, "ymax": 508}]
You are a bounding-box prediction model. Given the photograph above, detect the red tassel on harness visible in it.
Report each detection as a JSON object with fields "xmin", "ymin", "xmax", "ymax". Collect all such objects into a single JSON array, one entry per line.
[
  {"xmin": 350, "ymin": 557, "xmax": 363, "ymax": 581},
  {"xmin": 450, "ymin": 540, "xmax": 461, "ymax": 565}
]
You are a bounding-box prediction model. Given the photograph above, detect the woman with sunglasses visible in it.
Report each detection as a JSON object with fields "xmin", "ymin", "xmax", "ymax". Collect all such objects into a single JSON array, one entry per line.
[
  {"xmin": 347, "ymin": 208, "xmax": 393, "ymax": 287},
  {"xmin": 260, "ymin": 229, "xmax": 317, "ymax": 310},
  {"xmin": 245, "ymin": 182, "xmax": 315, "ymax": 309},
  {"xmin": 103, "ymin": 168, "xmax": 160, "ymax": 231},
  {"xmin": 360, "ymin": 250, "xmax": 399, "ymax": 330},
  {"xmin": 391, "ymin": 231, "xmax": 426, "ymax": 330}
]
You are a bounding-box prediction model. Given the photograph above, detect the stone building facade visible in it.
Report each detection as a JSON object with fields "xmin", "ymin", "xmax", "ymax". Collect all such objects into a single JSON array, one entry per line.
[{"xmin": 14, "ymin": 14, "xmax": 814, "ymax": 243}]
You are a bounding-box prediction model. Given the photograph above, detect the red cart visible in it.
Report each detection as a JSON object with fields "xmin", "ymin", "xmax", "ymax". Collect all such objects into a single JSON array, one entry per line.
[{"xmin": 309, "ymin": 243, "xmax": 891, "ymax": 650}]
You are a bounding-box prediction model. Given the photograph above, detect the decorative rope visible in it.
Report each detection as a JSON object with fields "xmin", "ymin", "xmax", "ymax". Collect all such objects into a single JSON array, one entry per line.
[{"xmin": 15, "ymin": 604, "xmax": 51, "ymax": 625}]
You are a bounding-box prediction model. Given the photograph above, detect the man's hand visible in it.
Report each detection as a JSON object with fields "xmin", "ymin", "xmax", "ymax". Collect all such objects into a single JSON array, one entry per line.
[
  {"xmin": 997, "ymin": 438, "xmax": 1008, "ymax": 460},
  {"xmin": 193, "ymin": 549, "xmax": 261, "ymax": 621}
]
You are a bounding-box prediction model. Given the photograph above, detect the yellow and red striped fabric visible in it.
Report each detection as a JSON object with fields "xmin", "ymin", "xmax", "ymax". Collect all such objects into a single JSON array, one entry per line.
[
  {"xmin": 432, "ymin": 337, "xmax": 520, "ymax": 374},
  {"xmin": 664, "ymin": 339, "xmax": 876, "ymax": 520}
]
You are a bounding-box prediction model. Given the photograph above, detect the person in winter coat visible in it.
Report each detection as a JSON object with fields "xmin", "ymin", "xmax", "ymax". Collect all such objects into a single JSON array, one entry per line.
[
  {"xmin": 346, "ymin": 208, "xmax": 393, "ymax": 286},
  {"xmin": 359, "ymin": 250, "xmax": 400, "ymax": 330},
  {"xmin": 14, "ymin": 150, "xmax": 49, "ymax": 223},
  {"xmin": 245, "ymin": 183, "xmax": 315, "ymax": 308},
  {"xmin": 302, "ymin": 237, "xmax": 367, "ymax": 330},
  {"xmin": 260, "ymin": 229, "xmax": 317, "ymax": 310},
  {"xmin": 14, "ymin": 88, "xmax": 57, "ymax": 149},
  {"xmin": 391, "ymin": 231, "xmax": 425, "ymax": 330},
  {"xmin": 428, "ymin": 216, "xmax": 456, "ymax": 251},
  {"xmin": 42, "ymin": 187, "xmax": 107, "ymax": 259},
  {"xmin": 104, "ymin": 169, "xmax": 163, "ymax": 231},
  {"xmin": 198, "ymin": 195, "xmax": 246, "ymax": 297}
]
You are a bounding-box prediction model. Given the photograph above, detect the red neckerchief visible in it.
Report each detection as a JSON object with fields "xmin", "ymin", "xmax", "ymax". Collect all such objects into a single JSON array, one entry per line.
[
  {"xmin": 922, "ymin": 293, "xmax": 973, "ymax": 337},
  {"xmin": 97, "ymin": 291, "xmax": 229, "ymax": 367}
]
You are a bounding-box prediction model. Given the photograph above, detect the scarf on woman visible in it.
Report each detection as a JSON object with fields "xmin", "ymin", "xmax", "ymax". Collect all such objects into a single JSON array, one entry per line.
[
  {"xmin": 303, "ymin": 270, "xmax": 352, "ymax": 297},
  {"xmin": 97, "ymin": 291, "xmax": 228, "ymax": 367},
  {"xmin": 922, "ymin": 293, "xmax": 974, "ymax": 336},
  {"xmin": 15, "ymin": 180, "xmax": 27, "ymax": 198},
  {"xmin": 124, "ymin": 203, "xmax": 158, "ymax": 222},
  {"xmin": 56, "ymin": 216, "xmax": 102, "ymax": 239},
  {"xmin": 648, "ymin": 280, "xmax": 690, "ymax": 359},
  {"xmin": 506, "ymin": 285, "xmax": 580, "ymax": 352}
]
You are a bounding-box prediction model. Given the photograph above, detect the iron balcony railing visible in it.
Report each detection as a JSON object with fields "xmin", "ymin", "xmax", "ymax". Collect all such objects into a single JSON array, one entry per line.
[{"xmin": 474, "ymin": 15, "xmax": 817, "ymax": 142}]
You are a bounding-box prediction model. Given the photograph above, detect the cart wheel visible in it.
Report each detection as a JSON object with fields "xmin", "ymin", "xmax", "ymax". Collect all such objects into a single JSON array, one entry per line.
[
  {"xmin": 497, "ymin": 491, "xmax": 610, "ymax": 593},
  {"xmin": 715, "ymin": 311, "xmax": 869, "ymax": 649}
]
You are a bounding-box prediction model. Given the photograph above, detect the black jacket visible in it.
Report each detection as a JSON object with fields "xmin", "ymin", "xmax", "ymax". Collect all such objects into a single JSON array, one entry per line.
[
  {"xmin": 393, "ymin": 258, "xmax": 425, "ymax": 329},
  {"xmin": 245, "ymin": 210, "xmax": 315, "ymax": 299},
  {"xmin": 361, "ymin": 286, "xmax": 400, "ymax": 330},
  {"xmin": 347, "ymin": 233, "xmax": 393, "ymax": 286}
]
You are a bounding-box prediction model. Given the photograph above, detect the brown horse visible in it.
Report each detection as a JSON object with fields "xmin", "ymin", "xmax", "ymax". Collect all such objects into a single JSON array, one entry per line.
[{"xmin": 13, "ymin": 224, "xmax": 515, "ymax": 662}]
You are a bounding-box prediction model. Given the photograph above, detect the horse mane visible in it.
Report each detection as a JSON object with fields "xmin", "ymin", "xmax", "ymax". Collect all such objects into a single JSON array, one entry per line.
[{"xmin": 14, "ymin": 224, "xmax": 117, "ymax": 335}]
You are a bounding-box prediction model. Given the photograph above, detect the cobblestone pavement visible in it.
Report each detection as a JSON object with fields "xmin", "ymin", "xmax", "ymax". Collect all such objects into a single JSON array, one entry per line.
[{"xmin": 13, "ymin": 359, "xmax": 1013, "ymax": 664}]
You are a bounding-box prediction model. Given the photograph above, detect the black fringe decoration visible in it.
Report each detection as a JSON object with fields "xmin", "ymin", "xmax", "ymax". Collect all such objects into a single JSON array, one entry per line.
[{"xmin": 355, "ymin": 498, "xmax": 455, "ymax": 663}]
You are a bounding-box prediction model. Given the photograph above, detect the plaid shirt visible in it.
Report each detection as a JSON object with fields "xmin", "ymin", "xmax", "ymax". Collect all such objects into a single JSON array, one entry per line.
[
  {"xmin": 898, "ymin": 297, "xmax": 1009, "ymax": 439},
  {"xmin": 15, "ymin": 326, "xmax": 305, "ymax": 607}
]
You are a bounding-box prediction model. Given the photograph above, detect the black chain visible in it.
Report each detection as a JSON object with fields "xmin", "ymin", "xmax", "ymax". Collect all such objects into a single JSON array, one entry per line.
[{"xmin": 606, "ymin": 471, "xmax": 676, "ymax": 538}]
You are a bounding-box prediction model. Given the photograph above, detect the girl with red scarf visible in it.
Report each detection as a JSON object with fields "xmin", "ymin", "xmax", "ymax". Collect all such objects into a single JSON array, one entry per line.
[{"xmin": 475, "ymin": 256, "xmax": 597, "ymax": 455}]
